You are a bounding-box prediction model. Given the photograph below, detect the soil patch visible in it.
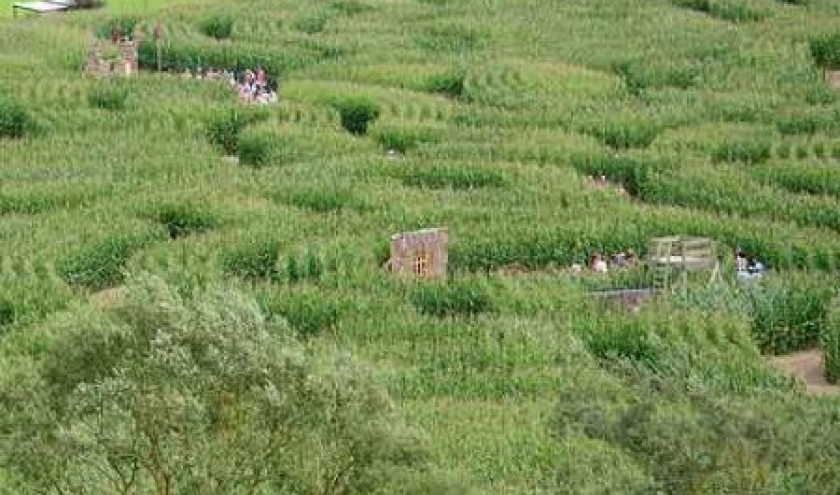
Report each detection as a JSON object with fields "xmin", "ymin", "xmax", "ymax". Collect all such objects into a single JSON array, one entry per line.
[{"xmin": 770, "ymin": 349, "xmax": 840, "ymax": 395}]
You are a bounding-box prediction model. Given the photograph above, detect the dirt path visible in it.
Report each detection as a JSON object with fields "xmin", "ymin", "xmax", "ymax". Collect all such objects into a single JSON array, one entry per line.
[{"xmin": 770, "ymin": 349, "xmax": 840, "ymax": 396}]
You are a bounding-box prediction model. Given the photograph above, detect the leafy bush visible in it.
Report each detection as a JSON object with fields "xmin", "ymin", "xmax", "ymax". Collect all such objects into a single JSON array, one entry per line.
[
  {"xmin": 57, "ymin": 234, "xmax": 156, "ymax": 291},
  {"xmin": 822, "ymin": 305, "xmax": 840, "ymax": 383},
  {"xmin": 411, "ymin": 279, "xmax": 494, "ymax": 318},
  {"xmin": 744, "ymin": 276, "xmax": 835, "ymax": 355},
  {"xmin": 220, "ymin": 238, "xmax": 281, "ymax": 280},
  {"xmin": 265, "ymin": 292, "xmax": 341, "ymax": 337},
  {"xmin": 417, "ymin": 24, "xmax": 481, "ymax": 52},
  {"xmin": 88, "ymin": 82, "xmax": 129, "ymax": 111},
  {"xmin": 96, "ymin": 16, "xmax": 139, "ymax": 40},
  {"xmin": 151, "ymin": 203, "xmax": 217, "ymax": 239},
  {"xmin": 711, "ymin": 139, "xmax": 772, "ymax": 164},
  {"xmin": 0, "ymin": 98, "xmax": 32, "ymax": 139},
  {"xmin": 373, "ymin": 126, "xmax": 436, "ymax": 153},
  {"xmin": 423, "ymin": 71, "xmax": 466, "ymax": 98},
  {"xmin": 400, "ymin": 164, "xmax": 507, "ymax": 189},
  {"xmin": 569, "ymin": 152, "xmax": 663, "ymax": 197},
  {"xmin": 332, "ymin": 96, "xmax": 380, "ymax": 135},
  {"xmin": 672, "ymin": 0, "xmax": 766, "ymax": 22},
  {"xmin": 199, "ymin": 14, "xmax": 234, "ymax": 40},
  {"xmin": 237, "ymin": 126, "xmax": 275, "ymax": 167},
  {"xmin": 293, "ymin": 15, "xmax": 328, "ymax": 34},
  {"xmin": 585, "ymin": 121, "xmax": 660, "ymax": 150},
  {"xmin": 282, "ymin": 188, "xmax": 357, "ymax": 213},
  {"xmin": 0, "ymin": 275, "xmax": 452, "ymax": 494},
  {"xmin": 206, "ymin": 107, "xmax": 268, "ymax": 155},
  {"xmin": 282, "ymin": 249, "xmax": 325, "ymax": 284},
  {"xmin": 330, "ymin": 0, "xmax": 374, "ymax": 15},
  {"xmin": 809, "ymin": 33, "xmax": 840, "ymax": 70}
]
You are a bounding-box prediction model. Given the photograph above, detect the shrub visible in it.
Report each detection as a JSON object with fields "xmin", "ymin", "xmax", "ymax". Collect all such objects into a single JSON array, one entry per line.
[
  {"xmin": 330, "ymin": 0, "xmax": 374, "ymax": 15},
  {"xmin": 283, "ymin": 188, "xmax": 357, "ymax": 213},
  {"xmin": 199, "ymin": 14, "xmax": 234, "ymax": 40},
  {"xmin": 417, "ymin": 24, "xmax": 481, "ymax": 52},
  {"xmin": 0, "ymin": 298, "xmax": 14, "ymax": 328},
  {"xmin": 411, "ymin": 279, "xmax": 494, "ymax": 318},
  {"xmin": 96, "ymin": 16, "xmax": 139, "ymax": 40},
  {"xmin": 282, "ymin": 249, "xmax": 324, "ymax": 284},
  {"xmin": 293, "ymin": 15, "xmax": 328, "ymax": 34},
  {"xmin": 151, "ymin": 203, "xmax": 217, "ymax": 239},
  {"xmin": 333, "ymin": 96, "xmax": 380, "ymax": 135},
  {"xmin": 220, "ymin": 239, "xmax": 281, "ymax": 280},
  {"xmin": 711, "ymin": 140, "xmax": 772, "ymax": 164},
  {"xmin": 744, "ymin": 276, "xmax": 835, "ymax": 355},
  {"xmin": 809, "ymin": 33, "xmax": 840, "ymax": 70},
  {"xmin": 586, "ymin": 121, "xmax": 659, "ymax": 150},
  {"xmin": 237, "ymin": 126, "xmax": 275, "ymax": 167},
  {"xmin": 400, "ymin": 164, "xmax": 507, "ymax": 189},
  {"xmin": 57, "ymin": 234, "xmax": 153, "ymax": 291},
  {"xmin": 0, "ymin": 98, "xmax": 32, "ymax": 139},
  {"xmin": 822, "ymin": 306, "xmax": 840, "ymax": 383},
  {"xmin": 267, "ymin": 292, "xmax": 341, "ymax": 337},
  {"xmin": 373, "ymin": 126, "xmax": 436, "ymax": 153},
  {"xmin": 1, "ymin": 275, "xmax": 451, "ymax": 495},
  {"xmin": 423, "ymin": 71, "xmax": 466, "ymax": 99},
  {"xmin": 206, "ymin": 107, "xmax": 268, "ymax": 155},
  {"xmin": 88, "ymin": 82, "xmax": 129, "ymax": 111}
]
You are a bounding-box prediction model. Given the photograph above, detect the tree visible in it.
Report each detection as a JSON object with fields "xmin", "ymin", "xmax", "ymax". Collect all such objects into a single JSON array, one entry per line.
[{"xmin": 0, "ymin": 274, "xmax": 457, "ymax": 494}]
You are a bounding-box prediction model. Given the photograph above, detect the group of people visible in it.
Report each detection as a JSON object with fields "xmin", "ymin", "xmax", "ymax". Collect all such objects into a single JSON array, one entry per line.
[
  {"xmin": 735, "ymin": 248, "xmax": 767, "ymax": 281},
  {"xmin": 571, "ymin": 250, "xmax": 638, "ymax": 275},
  {"xmin": 179, "ymin": 65, "xmax": 279, "ymax": 105}
]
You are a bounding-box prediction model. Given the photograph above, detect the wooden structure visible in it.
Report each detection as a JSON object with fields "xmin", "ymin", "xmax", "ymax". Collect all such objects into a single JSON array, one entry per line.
[
  {"xmin": 646, "ymin": 236, "xmax": 719, "ymax": 292},
  {"xmin": 85, "ymin": 39, "xmax": 139, "ymax": 77},
  {"xmin": 12, "ymin": 0, "xmax": 99, "ymax": 18},
  {"xmin": 13, "ymin": 0, "xmax": 73, "ymax": 17},
  {"xmin": 388, "ymin": 228, "xmax": 448, "ymax": 278}
]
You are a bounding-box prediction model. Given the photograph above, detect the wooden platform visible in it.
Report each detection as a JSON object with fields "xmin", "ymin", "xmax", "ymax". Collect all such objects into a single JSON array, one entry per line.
[{"xmin": 12, "ymin": 0, "xmax": 73, "ymax": 17}]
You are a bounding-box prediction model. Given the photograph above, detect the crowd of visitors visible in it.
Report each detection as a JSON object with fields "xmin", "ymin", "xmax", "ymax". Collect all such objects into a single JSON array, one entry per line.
[
  {"xmin": 180, "ymin": 65, "xmax": 279, "ymax": 105},
  {"xmin": 735, "ymin": 248, "xmax": 767, "ymax": 281},
  {"xmin": 571, "ymin": 250, "xmax": 638, "ymax": 275}
]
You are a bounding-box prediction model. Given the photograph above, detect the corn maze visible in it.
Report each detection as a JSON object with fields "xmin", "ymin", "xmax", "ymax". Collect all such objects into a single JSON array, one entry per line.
[{"xmin": 3, "ymin": 0, "xmax": 840, "ymax": 493}]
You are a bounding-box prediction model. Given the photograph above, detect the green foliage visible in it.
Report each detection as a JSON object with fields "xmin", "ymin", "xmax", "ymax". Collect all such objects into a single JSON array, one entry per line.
[
  {"xmin": 712, "ymin": 139, "xmax": 772, "ymax": 164},
  {"xmin": 96, "ymin": 16, "xmax": 139, "ymax": 39},
  {"xmin": 332, "ymin": 96, "xmax": 380, "ymax": 135},
  {"xmin": 399, "ymin": 164, "xmax": 507, "ymax": 189},
  {"xmin": 0, "ymin": 275, "xmax": 447, "ymax": 494},
  {"xmin": 423, "ymin": 71, "xmax": 466, "ymax": 99},
  {"xmin": 0, "ymin": 98, "xmax": 32, "ymax": 139},
  {"xmin": 822, "ymin": 305, "xmax": 840, "ymax": 383},
  {"xmin": 236, "ymin": 125, "xmax": 275, "ymax": 167},
  {"xmin": 373, "ymin": 125, "xmax": 436, "ymax": 153},
  {"xmin": 417, "ymin": 24, "xmax": 481, "ymax": 52},
  {"xmin": 294, "ymin": 15, "xmax": 328, "ymax": 34},
  {"xmin": 264, "ymin": 291, "xmax": 342, "ymax": 337},
  {"xmin": 206, "ymin": 107, "xmax": 267, "ymax": 155},
  {"xmin": 744, "ymin": 275, "xmax": 835, "ymax": 355},
  {"xmin": 151, "ymin": 203, "xmax": 217, "ymax": 239},
  {"xmin": 570, "ymin": 152, "xmax": 660, "ymax": 197},
  {"xmin": 281, "ymin": 187, "xmax": 359, "ymax": 213},
  {"xmin": 199, "ymin": 14, "xmax": 234, "ymax": 40},
  {"xmin": 57, "ymin": 233, "xmax": 157, "ymax": 291},
  {"xmin": 220, "ymin": 238, "xmax": 281, "ymax": 281},
  {"xmin": 411, "ymin": 279, "xmax": 494, "ymax": 318},
  {"xmin": 330, "ymin": 0, "xmax": 374, "ymax": 15},
  {"xmin": 586, "ymin": 121, "xmax": 660, "ymax": 150},
  {"xmin": 809, "ymin": 33, "xmax": 840, "ymax": 69},
  {"xmin": 87, "ymin": 82, "xmax": 129, "ymax": 111},
  {"xmin": 672, "ymin": 0, "xmax": 767, "ymax": 23}
]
